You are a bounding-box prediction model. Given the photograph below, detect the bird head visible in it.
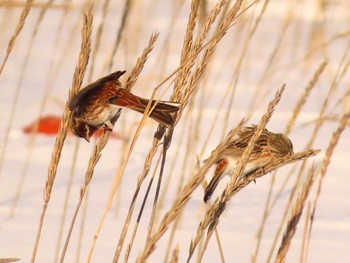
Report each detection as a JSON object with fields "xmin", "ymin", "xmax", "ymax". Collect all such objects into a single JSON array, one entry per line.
[
  {"xmin": 268, "ymin": 133, "xmax": 294, "ymax": 157},
  {"xmin": 70, "ymin": 117, "xmax": 97, "ymax": 142}
]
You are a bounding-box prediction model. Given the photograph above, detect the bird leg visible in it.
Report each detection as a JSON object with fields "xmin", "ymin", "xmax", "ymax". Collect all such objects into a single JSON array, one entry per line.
[{"xmin": 104, "ymin": 121, "xmax": 114, "ymax": 131}]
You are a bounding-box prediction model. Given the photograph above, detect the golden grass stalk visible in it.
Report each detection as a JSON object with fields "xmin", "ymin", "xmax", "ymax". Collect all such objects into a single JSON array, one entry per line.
[
  {"xmin": 135, "ymin": 118, "xmax": 247, "ymax": 262},
  {"xmin": 179, "ymin": 0, "xmax": 243, "ymax": 109},
  {"xmin": 285, "ymin": 60, "xmax": 327, "ymax": 134},
  {"xmin": 253, "ymin": 60, "xmax": 327, "ymax": 260},
  {"xmin": 60, "ymin": 134, "xmax": 109, "ymax": 262},
  {"xmin": 145, "ymin": 148, "xmax": 169, "ymax": 240},
  {"xmin": 88, "ymin": 0, "xmax": 111, "ymax": 80},
  {"xmin": 125, "ymin": 33, "xmax": 160, "ymax": 90},
  {"xmin": 173, "ymin": 0, "xmax": 200, "ymax": 95},
  {"xmin": 303, "ymin": 110, "xmax": 350, "ymax": 261},
  {"xmin": 105, "ymin": 0, "xmax": 132, "ymax": 72},
  {"xmin": 229, "ymin": 0, "xmax": 269, "ymax": 111},
  {"xmin": 84, "ymin": 33, "xmax": 159, "ymax": 262},
  {"xmin": 77, "ymin": 189, "xmax": 90, "ymax": 263},
  {"xmin": 31, "ymin": 2, "xmax": 93, "ymax": 261},
  {"xmin": 265, "ymin": 38, "xmax": 350, "ymax": 263},
  {"xmin": 112, "ymin": 126, "xmax": 162, "ymax": 262},
  {"xmin": 275, "ymin": 166, "xmax": 317, "ymax": 263},
  {"xmin": 112, "ymin": 115, "xmax": 130, "ymax": 216},
  {"xmin": 9, "ymin": 0, "xmax": 56, "ymax": 217},
  {"xmin": 255, "ymin": 0, "xmax": 296, "ymax": 96},
  {"xmin": 169, "ymin": 245, "xmax": 180, "ymax": 263},
  {"xmin": 299, "ymin": 114, "xmax": 350, "ymax": 128},
  {"xmin": 54, "ymin": 1, "xmax": 108, "ymax": 260},
  {"xmin": 0, "ymin": 0, "xmax": 34, "ymax": 75},
  {"xmin": 158, "ymin": 111, "xmax": 189, "ymax": 214},
  {"xmin": 162, "ymin": 112, "xmax": 198, "ymax": 262},
  {"xmin": 0, "ymin": 259, "xmax": 20, "ymax": 263},
  {"xmin": 0, "ymin": 0, "xmax": 35, "ymax": 178},
  {"xmin": 112, "ymin": 0, "xmax": 202, "ymax": 259},
  {"xmin": 300, "ymin": 202, "xmax": 312, "ymax": 263},
  {"xmin": 53, "ymin": 139, "xmax": 80, "ymax": 263},
  {"xmin": 0, "ymin": 1, "xmax": 71, "ymax": 9},
  {"xmin": 152, "ymin": 0, "xmax": 186, "ymax": 77},
  {"xmin": 123, "ymin": 151, "xmax": 163, "ymax": 263},
  {"xmin": 134, "ymin": 2, "xmax": 245, "ymax": 261}
]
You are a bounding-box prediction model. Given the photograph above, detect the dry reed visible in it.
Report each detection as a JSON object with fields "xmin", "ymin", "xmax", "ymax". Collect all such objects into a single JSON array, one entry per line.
[
  {"xmin": 252, "ymin": 60, "xmax": 327, "ymax": 260},
  {"xmin": 53, "ymin": 139, "xmax": 80, "ymax": 263},
  {"xmin": 31, "ymin": 2, "xmax": 93, "ymax": 261},
  {"xmin": 0, "ymin": 1, "xmax": 71, "ymax": 9},
  {"xmin": 105, "ymin": 0, "xmax": 132, "ymax": 72},
  {"xmin": 135, "ymin": 118, "xmax": 247, "ymax": 262},
  {"xmin": 300, "ymin": 202, "xmax": 312, "ymax": 263},
  {"xmin": 266, "ymin": 35, "xmax": 350, "ymax": 263},
  {"xmin": 1, "ymin": 0, "xmax": 348, "ymax": 262},
  {"xmin": 113, "ymin": 0, "xmax": 233, "ymax": 260},
  {"xmin": 303, "ymin": 110, "xmax": 350, "ymax": 260},
  {"xmin": 9, "ymin": 0, "xmax": 55, "ymax": 217},
  {"xmin": 0, "ymin": 0, "xmax": 34, "ymax": 75},
  {"xmin": 86, "ymin": 32, "xmax": 160, "ymax": 262},
  {"xmin": 0, "ymin": 259, "xmax": 20, "ymax": 263},
  {"xmin": 169, "ymin": 245, "xmax": 180, "ymax": 263},
  {"xmin": 275, "ymin": 165, "xmax": 317, "ymax": 263}
]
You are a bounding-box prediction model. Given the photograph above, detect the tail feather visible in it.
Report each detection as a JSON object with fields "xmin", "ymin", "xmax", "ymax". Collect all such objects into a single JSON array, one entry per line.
[
  {"xmin": 111, "ymin": 89, "xmax": 180, "ymax": 127},
  {"xmin": 131, "ymin": 97, "xmax": 180, "ymax": 128},
  {"xmin": 204, "ymin": 159, "xmax": 228, "ymax": 203},
  {"xmin": 204, "ymin": 175, "xmax": 221, "ymax": 203}
]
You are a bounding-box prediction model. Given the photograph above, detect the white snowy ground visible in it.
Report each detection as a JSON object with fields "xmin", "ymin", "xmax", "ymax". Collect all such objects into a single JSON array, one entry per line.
[{"xmin": 0, "ymin": 0, "xmax": 349, "ymax": 262}]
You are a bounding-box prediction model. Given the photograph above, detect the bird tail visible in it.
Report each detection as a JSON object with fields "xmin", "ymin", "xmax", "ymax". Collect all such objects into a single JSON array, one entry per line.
[
  {"xmin": 119, "ymin": 93, "xmax": 179, "ymax": 127},
  {"xmin": 138, "ymin": 98, "xmax": 179, "ymax": 128},
  {"xmin": 204, "ymin": 175, "xmax": 221, "ymax": 203},
  {"xmin": 203, "ymin": 159, "xmax": 228, "ymax": 203}
]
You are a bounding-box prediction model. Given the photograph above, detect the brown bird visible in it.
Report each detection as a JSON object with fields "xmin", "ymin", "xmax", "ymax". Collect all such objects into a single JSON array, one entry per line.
[
  {"xmin": 204, "ymin": 125, "xmax": 293, "ymax": 202},
  {"xmin": 69, "ymin": 70, "xmax": 180, "ymax": 142}
]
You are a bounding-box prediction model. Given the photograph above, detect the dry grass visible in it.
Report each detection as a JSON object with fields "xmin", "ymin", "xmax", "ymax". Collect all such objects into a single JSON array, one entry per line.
[
  {"xmin": 0, "ymin": 259, "xmax": 20, "ymax": 263},
  {"xmin": 0, "ymin": 0, "xmax": 349, "ymax": 262},
  {"xmin": 275, "ymin": 166, "xmax": 317, "ymax": 263},
  {"xmin": 0, "ymin": 0, "xmax": 34, "ymax": 75},
  {"xmin": 31, "ymin": 2, "xmax": 93, "ymax": 261},
  {"xmin": 252, "ymin": 59, "xmax": 327, "ymax": 260}
]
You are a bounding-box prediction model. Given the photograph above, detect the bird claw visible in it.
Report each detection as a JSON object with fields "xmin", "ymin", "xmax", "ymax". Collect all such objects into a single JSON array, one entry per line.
[{"xmin": 104, "ymin": 121, "xmax": 114, "ymax": 131}]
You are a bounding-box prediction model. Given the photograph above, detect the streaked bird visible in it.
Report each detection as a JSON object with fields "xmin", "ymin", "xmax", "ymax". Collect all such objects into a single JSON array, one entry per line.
[
  {"xmin": 69, "ymin": 70, "xmax": 179, "ymax": 142},
  {"xmin": 204, "ymin": 125, "xmax": 293, "ymax": 202}
]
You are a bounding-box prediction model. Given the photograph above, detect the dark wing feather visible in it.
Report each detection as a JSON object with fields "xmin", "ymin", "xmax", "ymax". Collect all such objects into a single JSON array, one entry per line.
[
  {"xmin": 221, "ymin": 125, "xmax": 270, "ymax": 158},
  {"xmin": 69, "ymin": 70, "xmax": 126, "ymax": 111}
]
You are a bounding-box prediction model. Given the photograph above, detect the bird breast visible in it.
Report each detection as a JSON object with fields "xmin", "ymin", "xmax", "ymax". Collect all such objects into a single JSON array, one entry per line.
[
  {"xmin": 85, "ymin": 104, "xmax": 121, "ymax": 126},
  {"xmin": 222, "ymin": 157, "xmax": 263, "ymax": 178}
]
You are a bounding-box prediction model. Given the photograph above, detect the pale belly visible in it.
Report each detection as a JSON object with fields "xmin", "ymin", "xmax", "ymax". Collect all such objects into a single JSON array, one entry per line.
[
  {"xmin": 223, "ymin": 157, "xmax": 261, "ymax": 177},
  {"xmin": 84, "ymin": 105, "xmax": 121, "ymax": 126}
]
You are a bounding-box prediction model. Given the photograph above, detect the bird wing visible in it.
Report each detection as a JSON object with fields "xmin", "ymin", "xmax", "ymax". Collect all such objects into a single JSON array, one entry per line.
[
  {"xmin": 69, "ymin": 70, "xmax": 126, "ymax": 111},
  {"xmin": 222, "ymin": 126, "xmax": 270, "ymax": 158}
]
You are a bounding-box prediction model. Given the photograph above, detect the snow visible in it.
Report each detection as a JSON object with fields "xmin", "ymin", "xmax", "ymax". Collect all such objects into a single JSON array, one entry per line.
[{"xmin": 0, "ymin": 0, "xmax": 349, "ymax": 262}]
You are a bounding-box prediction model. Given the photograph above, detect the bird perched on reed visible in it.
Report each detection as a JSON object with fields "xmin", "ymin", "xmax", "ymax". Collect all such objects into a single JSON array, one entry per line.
[
  {"xmin": 69, "ymin": 70, "xmax": 180, "ymax": 142},
  {"xmin": 204, "ymin": 125, "xmax": 293, "ymax": 202}
]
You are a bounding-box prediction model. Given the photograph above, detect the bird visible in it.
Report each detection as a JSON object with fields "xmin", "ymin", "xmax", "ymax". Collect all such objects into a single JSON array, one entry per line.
[
  {"xmin": 203, "ymin": 125, "xmax": 293, "ymax": 202},
  {"xmin": 69, "ymin": 70, "xmax": 180, "ymax": 142}
]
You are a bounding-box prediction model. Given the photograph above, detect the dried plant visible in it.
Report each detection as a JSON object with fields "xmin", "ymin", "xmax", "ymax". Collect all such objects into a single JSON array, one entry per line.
[
  {"xmin": 275, "ymin": 166, "xmax": 317, "ymax": 263},
  {"xmin": 31, "ymin": 2, "xmax": 93, "ymax": 261}
]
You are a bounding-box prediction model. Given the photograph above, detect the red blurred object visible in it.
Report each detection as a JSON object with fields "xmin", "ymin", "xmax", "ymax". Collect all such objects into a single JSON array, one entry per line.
[
  {"xmin": 23, "ymin": 115, "xmax": 123, "ymax": 139},
  {"xmin": 23, "ymin": 115, "xmax": 61, "ymax": 135}
]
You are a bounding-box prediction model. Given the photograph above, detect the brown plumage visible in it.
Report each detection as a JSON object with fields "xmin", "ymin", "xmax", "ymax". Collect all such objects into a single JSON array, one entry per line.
[
  {"xmin": 204, "ymin": 126, "xmax": 293, "ymax": 202},
  {"xmin": 69, "ymin": 70, "xmax": 180, "ymax": 142}
]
